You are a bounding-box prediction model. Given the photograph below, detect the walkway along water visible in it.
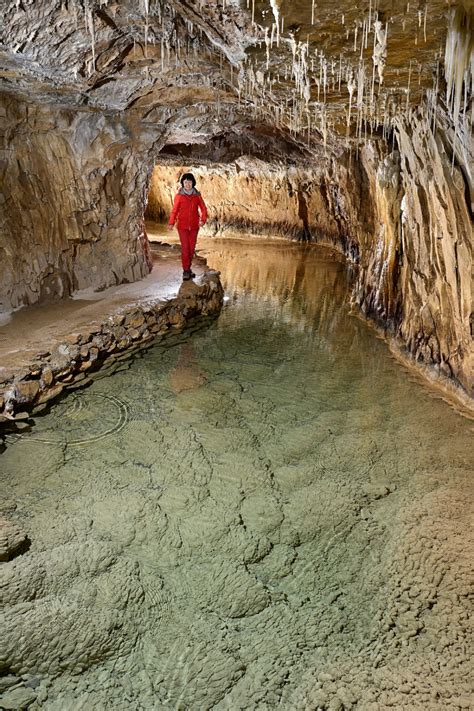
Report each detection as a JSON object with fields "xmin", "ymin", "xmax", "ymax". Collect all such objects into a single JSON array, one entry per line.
[{"xmin": 0, "ymin": 244, "xmax": 223, "ymax": 426}]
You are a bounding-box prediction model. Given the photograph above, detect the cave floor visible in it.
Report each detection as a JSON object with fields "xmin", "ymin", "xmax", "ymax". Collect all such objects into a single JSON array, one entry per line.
[
  {"xmin": 0, "ymin": 244, "xmax": 203, "ymax": 377},
  {"xmin": 1, "ymin": 236, "xmax": 473, "ymax": 710}
]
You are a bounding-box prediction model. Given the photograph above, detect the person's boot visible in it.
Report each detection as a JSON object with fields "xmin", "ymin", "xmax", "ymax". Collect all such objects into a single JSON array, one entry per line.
[{"xmin": 182, "ymin": 269, "xmax": 192, "ymax": 280}]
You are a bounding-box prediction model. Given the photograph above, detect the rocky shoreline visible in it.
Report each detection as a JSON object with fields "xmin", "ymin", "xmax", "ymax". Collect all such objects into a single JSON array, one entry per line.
[{"xmin": 0, "ymin": 271, "xmax": 224, "ymax": 439}]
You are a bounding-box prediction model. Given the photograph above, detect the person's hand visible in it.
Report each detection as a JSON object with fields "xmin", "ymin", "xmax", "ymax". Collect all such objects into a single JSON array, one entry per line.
[
  {"xmin": 168, "ymin": 224, "xmax": 174, "ymax": 231},
  {"xmin": 199, "ymin": 221, "xmax": 206, "ymax": 227}
]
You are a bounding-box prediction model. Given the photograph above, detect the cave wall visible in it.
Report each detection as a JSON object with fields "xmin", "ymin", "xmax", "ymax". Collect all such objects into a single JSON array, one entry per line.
[
  {"xmin": 147, "ymin": 159, "xmax": 361, "ymax": 258},
  {"xmin": 354, "ymin": 113, "xmax": 472, "ymax": 397},
  {"xmin": 0, "ymin": 94, "xmax": 160, "ymax": 312}
]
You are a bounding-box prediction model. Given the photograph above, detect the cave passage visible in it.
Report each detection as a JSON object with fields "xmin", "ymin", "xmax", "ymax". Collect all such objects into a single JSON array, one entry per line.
[{"xmin": 1, "ymin": 239, "xmax": 472, "ymax": 708}]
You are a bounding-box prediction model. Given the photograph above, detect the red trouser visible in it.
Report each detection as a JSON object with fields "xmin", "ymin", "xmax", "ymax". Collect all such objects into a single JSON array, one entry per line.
[{"xmin": 177, "ymin": 227, "xmax": 199, "ymax": 270}]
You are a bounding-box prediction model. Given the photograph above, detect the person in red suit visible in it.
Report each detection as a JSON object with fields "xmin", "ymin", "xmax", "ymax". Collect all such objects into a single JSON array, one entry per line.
[{"xmin": 168, "ymin": 173, "xmax": 208, "ymax": 280}]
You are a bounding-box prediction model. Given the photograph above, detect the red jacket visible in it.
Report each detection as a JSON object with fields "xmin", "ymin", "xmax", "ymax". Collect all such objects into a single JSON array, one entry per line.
[{"xmin": 169, "ymin": 189, "xmax": 208, "ymax": 230}]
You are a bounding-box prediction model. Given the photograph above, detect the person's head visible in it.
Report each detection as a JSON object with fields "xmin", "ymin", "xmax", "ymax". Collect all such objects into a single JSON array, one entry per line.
[{"xmin": 180, "ymin": 173, "xmax": 196, "ymax": 191}]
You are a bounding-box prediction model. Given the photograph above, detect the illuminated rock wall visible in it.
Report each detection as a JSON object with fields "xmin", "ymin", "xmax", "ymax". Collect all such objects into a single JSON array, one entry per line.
[
  {"xmin": 355, "ymin": 114, "xmax": 472, "ymax": 398},
  {"xmin": 147, "ymin": 159, "xmax": 360, "ymax": 257},
  {"xmin": 0, "ymin": 96, "xmax": 156, "ymax": 312}
]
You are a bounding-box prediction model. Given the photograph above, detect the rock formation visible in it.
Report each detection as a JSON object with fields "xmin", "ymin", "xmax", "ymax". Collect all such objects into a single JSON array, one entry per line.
[
  {"xmin": 0, "ymin": 266, "xmax": 224, "ymax": 421},
  {"xmin": 1, "ymin": 96, "xmax": 155, "ymax": 311}
]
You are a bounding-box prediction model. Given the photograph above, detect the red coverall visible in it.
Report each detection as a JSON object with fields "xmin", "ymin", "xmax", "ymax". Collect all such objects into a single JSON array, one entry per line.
[{"xmin": 169, "ymin": 190, "xmax": 208, "ymax": 271}]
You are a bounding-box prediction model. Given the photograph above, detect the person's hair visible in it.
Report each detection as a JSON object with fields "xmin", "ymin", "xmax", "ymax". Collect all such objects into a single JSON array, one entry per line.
[{"xmin": 180, "ymin": 172, "xmax": 196, "ymax": 188}]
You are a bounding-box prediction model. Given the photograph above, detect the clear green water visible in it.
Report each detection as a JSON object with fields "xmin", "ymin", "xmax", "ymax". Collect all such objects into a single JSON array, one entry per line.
[{"xmin": 1, "ymin": 240, "xmax": 473, "ymax": 710}]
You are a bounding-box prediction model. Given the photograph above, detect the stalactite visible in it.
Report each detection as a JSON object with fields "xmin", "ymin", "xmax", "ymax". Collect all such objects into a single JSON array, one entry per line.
[
  {"xmin": 406, "ymin": 60, "xmax": 412, "ymax": 115},
  {"xmin": 373, "ymin": 19, "xmax": 387, "ymax": 85},
  {"xmin": 321, "ymin": 104, "xmax": 327, "ymax": 153},
  {"xmin": 347, "ymin": 74, "xmax": 356, "ymax": 129},
  {"xmin": 264, "ymin": 26, "xmax": 270, "ymax": 70},
  {"xmin": 269, "ymin": 0, "xmax": 280, "ymax": 46},
  {"xmin": 444, "ymin": 4, "xmax": 473, "ymax": 132},
  {"xmin": 143, "ymin": 0, "xmax": 149, "ymax": 57},
  {"xmin": 181, "ymin": 0, "xmax": 467, "ymax": 157},
  {"xmin": 84, "ymin": 0, "xmax": 95, "ymax": 76}
]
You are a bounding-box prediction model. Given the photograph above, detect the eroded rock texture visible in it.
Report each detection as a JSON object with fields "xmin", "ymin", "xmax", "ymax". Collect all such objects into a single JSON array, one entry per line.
[
  {"xmin": 356, "ymin": 113, "xmax": 473, "ymax": 397},
  {"xmin": 147, "ymin": 159, "xmax": 356, "ymax": 249},
  {"xmin": 0, "ymin": 513, "xmax": 29, "ymax": 562},
  {"xmin": 0, "ymin": 95, "xmax": 158, "ymax": 312}
]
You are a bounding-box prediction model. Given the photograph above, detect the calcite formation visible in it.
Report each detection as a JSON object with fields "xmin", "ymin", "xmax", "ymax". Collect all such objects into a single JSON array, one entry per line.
[
  {"xmin": 0, "ymin": 513, "xmax": 29, "ymax": 562},
  {"xmin": 359, "ymin": 113, "xmax": 472, "ymax": 398},
  {"xmin": 0, "ymin": 96, "xmax": 156, "ymax": 312}
]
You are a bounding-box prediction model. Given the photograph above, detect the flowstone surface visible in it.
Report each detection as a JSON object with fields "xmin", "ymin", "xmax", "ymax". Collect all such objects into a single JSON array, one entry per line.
[{"xmin": 1, "ymin": 240, "xmax": 473, "ymax": 710}]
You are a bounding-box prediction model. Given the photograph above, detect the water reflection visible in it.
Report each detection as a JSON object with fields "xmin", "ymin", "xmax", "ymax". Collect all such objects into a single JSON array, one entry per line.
[
  {"xmin": 170, "ymin": 342, "xmax": 207, "ymax": 394},
  {"xmin": 1, "ymin": 239, "xmax": 472, "ymax": 710}
]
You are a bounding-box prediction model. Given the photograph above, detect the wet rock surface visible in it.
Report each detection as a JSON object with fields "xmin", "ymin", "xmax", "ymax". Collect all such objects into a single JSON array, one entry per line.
[
  {"xmin": 0, "ymin": 513, "xmax": 30, "ymax": 563},
  {"xmin": 355, "ymin": 117, "xmax": 473, "ymax": 401},
  {"xmin": 1, "ymin": 242, "xmax": 472, "ymax": 710}
]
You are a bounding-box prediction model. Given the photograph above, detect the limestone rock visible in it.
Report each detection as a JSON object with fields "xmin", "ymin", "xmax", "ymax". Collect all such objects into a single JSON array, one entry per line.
[
  {"xmin": 0, "ymin": 686, "xmax": 37, "ymax": 710},
  {"xmin": 13, "ymin": 381, "xmax": 39, "ymax": 406},
  {"xmin": 0, "ymin": 516, "xmax": 29, "ymax": 562}
]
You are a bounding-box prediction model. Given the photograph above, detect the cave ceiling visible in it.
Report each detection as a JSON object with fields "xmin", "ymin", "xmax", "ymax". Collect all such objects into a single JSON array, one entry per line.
[{"xmin": 0, "ymin": 0, "xmax": 472, "ymax": 159}]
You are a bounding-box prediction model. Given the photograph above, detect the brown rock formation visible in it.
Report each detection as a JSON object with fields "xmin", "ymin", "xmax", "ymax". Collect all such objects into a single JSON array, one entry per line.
[
  {"xmin": 0, "ymin": 269, "xmax": 224, "ymax": 422},
  {"xmin": 0, "ymin": 95, "xmax": 157, "ymax": 312},
  {"xmin": 357, "ymin": 113, "xmax": 473, "ymax": 397}
]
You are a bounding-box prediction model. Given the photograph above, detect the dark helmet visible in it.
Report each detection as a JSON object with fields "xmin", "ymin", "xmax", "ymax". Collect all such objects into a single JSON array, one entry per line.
[{"xmin": 180, "ymin": 172, "xmax": 196, "ymax": 187}]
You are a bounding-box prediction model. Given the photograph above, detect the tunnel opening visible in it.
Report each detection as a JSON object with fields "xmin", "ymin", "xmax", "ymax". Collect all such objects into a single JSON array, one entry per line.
[{"xmin": 144, "ymin": 127, "xmax": 357, "ymax": 252}]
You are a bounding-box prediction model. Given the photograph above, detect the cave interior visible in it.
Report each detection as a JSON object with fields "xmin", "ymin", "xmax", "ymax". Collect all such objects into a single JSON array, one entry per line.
[{"xmin": 0, "ymin": 1, "xmax": 473, "ymax": 708}]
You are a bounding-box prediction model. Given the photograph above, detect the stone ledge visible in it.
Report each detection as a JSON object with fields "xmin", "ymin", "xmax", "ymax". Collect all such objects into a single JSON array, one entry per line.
[{"xmin": 0, "ymin": 272, "xmax": 223, "ymax": 427}]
